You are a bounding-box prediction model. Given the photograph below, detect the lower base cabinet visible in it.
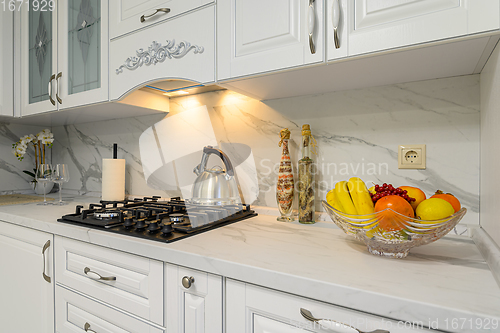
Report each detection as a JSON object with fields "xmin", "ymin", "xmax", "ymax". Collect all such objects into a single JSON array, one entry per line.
[
  {"xmin": 55, "ymin": 286, "xmax": 163, "ymax": 333},
  {"xmin": 226, "ymin": 279, "xmax": 437, "ymax": 333},
  {"xmin": 0, "ymin": 222, "xmax": 54, "ymax": 333}
]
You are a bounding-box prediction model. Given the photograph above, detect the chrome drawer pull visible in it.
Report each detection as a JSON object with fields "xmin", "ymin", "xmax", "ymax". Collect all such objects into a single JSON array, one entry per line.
[
  {"xmin": 48, "ymin": 74, "xmax": 56, "ymax": 106},
  {"xmin": 55, "ymin": 72, "xmax": 62, "ymax": 104},
  {"xmin": 84, "ymin": 267, "xmax": 116, "ymax": 281},
  {"xmin": 140, "ymin": 8, "xmax": 170, "ymax": 23},
  {"xmin": 84, "ymin": 322, "xmax": 97, "ymax": 333},
  {"xmin": 182, "ymin": 276, "xmax": 195, "ymax": 289},
  {"xmin": 41, "ymin": 240, "xmax": 51, "ymax": 283},
  {"xmin": 300, "ymin": 308, "xmax": 390, "ymax": 333},
  {"xmin": 308, "ymin": 0, "xmax": 316, "ymax": 54},
  {"xmin": 332, "ymin": 0, "xmax": 340, "ymax": 49}
]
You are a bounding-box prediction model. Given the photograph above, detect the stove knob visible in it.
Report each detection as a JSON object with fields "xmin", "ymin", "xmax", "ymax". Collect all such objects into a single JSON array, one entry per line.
[
  {"xmin": 182, "ymin": 276, "xmax": 195, "ymax": 289},
  {"xmin": 147, "ymin": 221, "xmax": 160, "ymax": 232},
  {"xmin": 135, "ymin": 219, "xmax": 146, "ymax": 229},
  {"xmin": 161, "ymin": 223, "xmax": 173, "ymax": 235}
]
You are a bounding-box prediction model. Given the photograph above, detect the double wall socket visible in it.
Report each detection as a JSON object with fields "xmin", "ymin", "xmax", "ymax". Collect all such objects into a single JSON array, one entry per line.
[{"xmin": 398, "ymin": 145, "xmax": 426, "ymax": 169}]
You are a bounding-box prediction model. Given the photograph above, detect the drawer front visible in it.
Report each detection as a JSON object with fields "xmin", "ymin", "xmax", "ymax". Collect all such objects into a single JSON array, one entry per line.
[
  {"xmin": 110, "ymin": 0, "xmax": 214, "ymax": 39},
  {"xmin": 55, "ymin": 236, "xmax": 163, "ymax": 325},
  {"xmin": 227, "ymin": 279, "xmax": 437, "ymax": 333},
  {"xmin": 56, "ymin": 286, "xmax": 164, "ymax": 333},
  {"xmin": 110, "ymin": 5, "xmax": 215, "ymax": 100}
]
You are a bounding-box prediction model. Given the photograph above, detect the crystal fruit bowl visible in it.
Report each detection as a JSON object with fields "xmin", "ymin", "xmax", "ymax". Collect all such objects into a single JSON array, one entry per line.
[{"xmin": 322, "ymin": 200, "xmax": 467, "ymax": 258}]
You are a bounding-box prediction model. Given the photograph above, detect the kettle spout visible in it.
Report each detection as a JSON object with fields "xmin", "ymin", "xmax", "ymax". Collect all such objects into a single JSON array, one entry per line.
[{"xmin": 193, "ymin": 164, "xmax": 202, "ymax": 176}]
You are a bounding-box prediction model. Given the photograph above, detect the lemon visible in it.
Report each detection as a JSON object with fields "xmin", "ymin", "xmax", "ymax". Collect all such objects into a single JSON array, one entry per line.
[{"xmin": 415, "ymin": 198, "xmax": 454, "ymax": 221}]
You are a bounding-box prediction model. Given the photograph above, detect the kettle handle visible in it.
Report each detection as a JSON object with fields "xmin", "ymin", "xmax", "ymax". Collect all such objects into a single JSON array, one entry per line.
[{"xmin": 194, "ymin": 146, "xmax": 235, "ymax": 177}]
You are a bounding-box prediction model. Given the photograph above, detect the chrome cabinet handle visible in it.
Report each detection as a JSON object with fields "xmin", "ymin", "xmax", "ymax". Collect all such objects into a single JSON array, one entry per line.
[
  {"xmin": 48, "ymin": 74, "xmax": 56, "ymax": 106},
  {"xmin": 42, "ymin": 240, "xmax": 51, "ymax": 283},
  {"xmin": 55, "ymin": 72, "xmax": 62, "ymax": 104},
  {"xmin": 140, "ymin": 8, "xmax": 170, "ymax": 23},
  {"xmin": 300, "ymin": 308, "xmax": 390, "ymax": 333},
  {"xmin": 182, "ymin": 276, "xmax": 195, "ymax": 289},
  {"xmin": 84, "ymin": 323, "xmax": 97, "ymax": 333},
  {"xmin": 84, "ymin": 267, "xmax": 116, "ymax": 281},
  {"xmin": 308, "ymin": 0, "xmax": 316, "ymax": 54},
  {"xmin": 332, "ymin": 0, "xmax": 340, "ymax": 49}
]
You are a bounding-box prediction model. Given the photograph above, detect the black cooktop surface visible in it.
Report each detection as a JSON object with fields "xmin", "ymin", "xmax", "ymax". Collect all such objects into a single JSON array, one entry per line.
[{"xmin": 58, "ymin": 197, "xmax": 257, "ymax": 243}]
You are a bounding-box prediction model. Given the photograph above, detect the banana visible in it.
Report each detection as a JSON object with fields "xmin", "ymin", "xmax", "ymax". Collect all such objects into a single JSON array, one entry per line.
[
  {"xmin": 326, "ymin": 188, "xmax": 345, "ymax": 213},
  {"xmin": 334, "ymin": 181, "xmax": 357, "ymax": 215},
  {"xmin": 347, "ymin": 177, "xmax": 375, "ymax": 215}
]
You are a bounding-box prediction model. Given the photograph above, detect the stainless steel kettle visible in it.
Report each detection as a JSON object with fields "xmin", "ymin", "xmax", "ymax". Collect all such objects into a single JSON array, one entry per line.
[{"xmin": 191, "ymin": 146, "xmax": 241, "ymax": 205}]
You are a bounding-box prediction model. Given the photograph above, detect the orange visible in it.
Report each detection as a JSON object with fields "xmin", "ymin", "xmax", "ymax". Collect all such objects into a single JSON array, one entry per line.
[
  {"xmin": 399, "ymin": 186, "xmax": 426, "ymax": 211},
  {"xmin": 374, "ymin": 195, "xmax": 414, "ymax": 231},
  {"xmin": 431, "ymin": 191, "xmax": 461, "ymax": 213}
]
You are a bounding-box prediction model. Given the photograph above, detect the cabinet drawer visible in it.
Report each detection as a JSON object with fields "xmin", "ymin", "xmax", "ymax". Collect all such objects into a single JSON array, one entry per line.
[
  {"xmin": 56, "ymin": 286, "xmax": 163, "ymax": 333},
  {"xmin": 55, "ymin": 236, "xmax": 163, "ymax": 325},
  {"xmin": 110, "ymin": 5, "xmax": 215, "ymax": 100},
  {"xmin": 227, "ymin": 279, "xmax": 436, "ymax": 333},
  {"xmin": 110, "ymin": 0, "xmax": 214, "ymax": 39}
]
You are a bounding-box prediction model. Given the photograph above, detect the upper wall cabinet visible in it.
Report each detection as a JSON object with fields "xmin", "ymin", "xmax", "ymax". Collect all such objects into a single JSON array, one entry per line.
[
  {"xmin": 20, "ymin": 0, "xmax": 108, "ymax": 117},
  {"xmin": 109, "ymin": 0, "xmax": 214, "ymax": 39},
  {"xmin": 218, "ymin": 0, "xmax": 325, "ymax": 81},
  {"xmin": 346, "ymin": 0, "xmax": 500, "ymax": 57},
  {"xmin": 0, "ymin": 10, "xmax": 13, "ymax": 117},
  {"xmin": 109, "ymin": 5, "xmax": 215, "ymax": 100}
]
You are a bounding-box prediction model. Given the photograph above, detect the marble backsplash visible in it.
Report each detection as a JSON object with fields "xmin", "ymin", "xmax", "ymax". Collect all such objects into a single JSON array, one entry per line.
[{"xmin": 2, "ymin": 74, "xmax": 479, "ymax": 225}]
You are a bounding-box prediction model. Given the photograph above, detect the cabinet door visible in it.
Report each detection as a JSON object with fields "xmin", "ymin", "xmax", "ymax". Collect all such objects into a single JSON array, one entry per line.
[
  {"xmin": 20, "ymin": 3, "xmax": 58, "ymax": 116},
  {"xmin": 0, "ymin": 10, "xmax": 14, "ymax": 117},
  {"xmin": 56, "ymin": 0, "xmax": 109, "ymax": 110},
  {"xmin": 348, "ymin": 0, "xmax": 500, "ymax": 56},
  {"xmin": 110, "ymin": 0, "xmax": 214, "ymax": 39},
  {"xmin": 0, "ymin": 222, "xmax": 54, "ymax": 333},
  {"xmin": 218, "ymin": 0, "xmax": 324, "ymax": 80},
  {"xmin": 165, "ymin": 263, "xmax": 222, "ymax": 333}
]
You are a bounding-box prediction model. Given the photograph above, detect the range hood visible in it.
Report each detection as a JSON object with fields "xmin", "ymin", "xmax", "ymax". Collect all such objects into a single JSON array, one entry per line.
[{"xmin": 139, "ymin": 79, "xmax": 226, "ymax": 98}]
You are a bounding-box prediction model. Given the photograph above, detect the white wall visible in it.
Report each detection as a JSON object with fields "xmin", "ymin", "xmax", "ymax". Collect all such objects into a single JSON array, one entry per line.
[{"xmin": 480, "ymin": 42, "xmax": 500, "ymax": 247}]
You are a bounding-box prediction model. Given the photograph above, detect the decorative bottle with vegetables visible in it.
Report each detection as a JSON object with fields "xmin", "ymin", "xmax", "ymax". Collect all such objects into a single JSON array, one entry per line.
[
  {"xmin": 298, "ymin": 124, "xmax": 316, "ymax": 224},
  {"xmin": 276, "ymin": 128, "xmax": 294, "ymax": 222}
]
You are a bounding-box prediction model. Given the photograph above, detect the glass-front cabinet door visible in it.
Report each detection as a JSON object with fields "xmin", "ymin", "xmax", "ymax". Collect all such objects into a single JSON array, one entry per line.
[
  {"xmin": 20, "ymin": 0, "xmax": 108, "ymax": 117},
  {"xmin": 57, "ymin": 0, "xmax": 108, "ymax": 110},
  {"xmin": 21, "ymin": 3, "xmax": 58, "ymax": 116}
]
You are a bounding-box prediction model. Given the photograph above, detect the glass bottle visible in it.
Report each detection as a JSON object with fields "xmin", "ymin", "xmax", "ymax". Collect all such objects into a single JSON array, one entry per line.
[
  {"xmin": 276, "ymin": 128, "xmax": 294, "ymax": 222},
  {"xmin": 298, "ymin": 124, "xmax": 315, "ymax": 224}
]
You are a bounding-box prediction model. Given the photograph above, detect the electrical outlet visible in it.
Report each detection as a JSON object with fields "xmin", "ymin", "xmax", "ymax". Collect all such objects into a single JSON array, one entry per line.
[{"xmin": 398, "ymin": 145, "xmax": 426, "ymax": 169}]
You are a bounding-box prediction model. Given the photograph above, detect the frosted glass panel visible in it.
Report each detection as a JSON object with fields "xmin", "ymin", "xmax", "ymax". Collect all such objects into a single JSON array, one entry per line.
[
  {"xmin": 29, "ymin": 9, "xmax": 53, "ymax": 104},
  {"xmin": 68, "ymin": 0, "xmax": 101, "ymax": 95}
]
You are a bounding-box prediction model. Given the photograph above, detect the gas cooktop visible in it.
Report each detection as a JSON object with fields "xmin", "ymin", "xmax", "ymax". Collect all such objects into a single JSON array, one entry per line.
[{"xmin": 58, "ymin": 197, "xmax": 257, "ymax": 243}]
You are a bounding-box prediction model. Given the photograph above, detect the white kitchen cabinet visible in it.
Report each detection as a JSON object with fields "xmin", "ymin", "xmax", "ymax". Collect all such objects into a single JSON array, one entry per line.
[
  {"xmin": 347, "ymin": 0, "xmax": 500, "ymax": 56},
  {"xmin": 0, "ymin": 10, "xmax": 14, "ymax": 117},
  {"xmin": 55, "ymin": 236, "xmax": 164, "ymax": 326},
  {"xmin": 109, "ymin": 0, "xmax": 214, "ymax": 40},
  {"xmin": 0, "ymin": 222, "xmax": 54, "ymax": 333},
  {"xmin": 226, "ymin": 279, "xmax": 437, "ymax": 333},
  {"xmin": 55, "ymin": 285, "xmax": 164, "ymax": 333},
  {"xmin": 165, "ymin": 263, "xmax": 223, "ymax": 333},
  {"xmin": 20, "ymin": 0, "xmax": 108, "ymax": 116},
  {"xmin": 109, "ymin": 5, "xmax": 215, "ymax": 100},
  {"xmin": 217, "ymin": 0, "xmax": 324, "ymax": 80}
]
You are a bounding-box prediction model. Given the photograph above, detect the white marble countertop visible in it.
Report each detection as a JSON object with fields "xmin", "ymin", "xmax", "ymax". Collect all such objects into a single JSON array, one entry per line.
[{"xmin": 1, "ymin": 194, "xmax": 499, "ymax": 333}]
